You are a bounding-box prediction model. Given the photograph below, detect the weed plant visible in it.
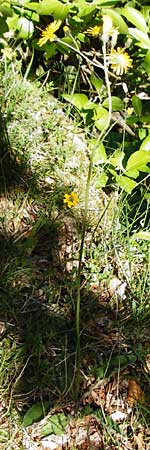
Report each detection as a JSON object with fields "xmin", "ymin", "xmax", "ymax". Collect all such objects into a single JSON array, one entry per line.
[{"xmin": 0, "ymin": 10, "xmax": 150, "ymax": 448}]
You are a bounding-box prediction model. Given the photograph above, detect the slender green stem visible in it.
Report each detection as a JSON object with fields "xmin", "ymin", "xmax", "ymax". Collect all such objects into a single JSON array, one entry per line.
[
  {"xmin": 71, "ymin": 31, "xmax": 112, "ymax": 397},
  {"xmin": 75, "ymin": 157, "xmax": 93, "ymax": 395}
]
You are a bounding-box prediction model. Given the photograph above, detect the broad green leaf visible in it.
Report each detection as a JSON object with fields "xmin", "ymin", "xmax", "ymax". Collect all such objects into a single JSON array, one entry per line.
[
  {"xmin": 78, "ymin": 5, "xmax": 96, "ymax": 18},
  {"xmin": 144, "ymin": 50, "xmax": 150, "ymax": 75},
  {"xmin": 122, "ymin": 6, "xmax": 148, "ymax": 33},
  {"xmin": 45, "ymin": 43, "xmax": 57, "ymax": 59},
  {"xmin": 95, "ymin": 0, "xmax": 118, "ymax": 4},
  {"xmin": 7, "ymin": 13, "xmax": 18, "ymax": 30},
  {"xmin": 109, "ymin": 149, "xmax": 124, "ymax": 169},
  {"xmin": 101, "ymin": 8, "xmax": 128, "ymax": 34},
  {"xmin": 90, "ymin": 74, "xmax": 103, "ymax": 92},
  {"xmin": 17, "ymin": 17, "xmax": 34, "ymax": 39},
  {"xmin": 115, "ymin": 175, "xmax": 137, "ymax": 193},
  {"xmin": 24, "ymin": 2, "xmax": 39, "ymax": 11},
  {"xmin": 93, "ymin": 142, "xmax": 107, "ymax": 164},
  {"xmin": 56, "ymin": 37, "xmax": 76, "ymax": 54},
  {"xmin": 132, "ymin": 95, "xmax": 142, "ymax": 117},
  {"xmin": 37, "ymin": 0, "xmax": 71, "ymax": 19},
  {"xmin": 63, "ymin": 93, "xmax": 88, "ymax": 110},
  {"xmin": 96, "ymin": 172, "xmax": 108, "ymax": 187},
  {"xmin": 102, "ymin": 96, "xmax": 124, "ymax": 111},
  {"xmin": 140, "ymin": 135, "xmax": 150, "ymax": 152},
  {"xmin": 0, "ymin": 2, "xmax": 13, "ymax": 17},
  {"xmin": 125, "ymin": 169, "xmax": 139, "ymax": 178},
  {"xmin": 138, "ymin": 128, "xmax": 146, "ymax": 141},
  {"xmin": 0, "ymin": 16, "xmax": 8, "ymax": 35},
  {"xmin": 128, "ymin": 28, "xmax": 150, "ymax": 49},
  {"xmin": 22, "ymin": 401, "xmax": 50, "ymax": 427},
  {"xmin": 77, "ymin": 32, "xmax": 86, "ymax": 42},
  {"xmin": 140, "ymin": 115, "xmax": 150, "ymax": 124},
  {"xmin": 131, "ymin": 231, "xmax": 150, "ymax": 241},
  {"xmin": 94, "ymin": 105, "xmax": 109, "ymax": 131},
  {"xmin": 42, "ymin": 413, "xmax": 67, "ymax": 437},
  {"xmin": 109, "ymin": 353, "xmax": 137, "ymax": 371},
  {"xmin": 126, "ymin": 150, "xmax": 150, "ymax": 171}
]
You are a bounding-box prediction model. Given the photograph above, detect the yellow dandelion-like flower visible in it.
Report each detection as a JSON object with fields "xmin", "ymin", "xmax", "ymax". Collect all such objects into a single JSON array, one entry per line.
[
  {"xmin": 38, "ymin": 20, "xmax": 62, "ymax": 47},
  {"xmin": 63, "ymin": 192, "xmax": 79, "ymax": 208},
  {"xmin": 86, "ymin": 24, "xmax": 102, "ymax": 37},
  {"xmin": 109, "ymin": 47, "xmax": 133, "ymax": 76}
]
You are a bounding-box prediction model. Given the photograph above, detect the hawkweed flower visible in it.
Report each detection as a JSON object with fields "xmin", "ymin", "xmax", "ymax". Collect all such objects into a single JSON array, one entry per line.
[
  {"xmin": 63, "ymin": 192, "xmax": 79, "ymax": 208},
  {"xmin": 86, "ymin": 24, "xmax": 102, "ymax": 37},
  {"xmin": 38, "ymin": 20, "xmax": 62, "ymax": 47},
  {"xmin": 109, "ymin": 47, "xmax": 133, "ymax": 75}
]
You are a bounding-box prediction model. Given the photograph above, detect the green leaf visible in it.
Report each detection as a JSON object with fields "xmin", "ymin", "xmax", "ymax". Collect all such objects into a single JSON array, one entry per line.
[
  {"xmin": 138, "ymin": 128, "xmax": 146, "ymax": 141},
  {"xmin": 128, "ymin": 28, "xmax": 150, "ymax": 49},
  {"xmin": 101, "ymin": 8, "xmax": 128, "ymax": 34},
  {"xmin": 94, "ymin": 105, "xmax": 109, "ymax": 131},
  {"xmin": 63, "ymin": 93, "xmax": 88, "ymax": 110},
  {"xmin": 45, "ymin": 43, "xmax": 57, "ymax": 59},
  {"xmin": 131, "ymin": 231, "xmax": 150, "ymax": 241},
  {"xmin": 22, "ymin": 402, "xmax": 50, "ymax": 427},
  {"xmin": 115, "ymin": 175, "xmax": 137, "ymax": 193},
  {"xmin": 139, "ymin": 135, "xmax": 150, "ymax": 152},
  {"xmin": 37, "ymin": 0, "xmax": 71, "ymax": 19},
  {"xmin": 17, "ymin": 17, "xmax": 34, "ymax": 39},
  {"xmin": 132, "ymin": 95, "xmax": 142, "ymax": 117},
  {"xmin": 102, "ymin": 96, "xmax": 124, "ymax": 111},
  {"xmin": 42, "ymin": 413, "xmax": 68, "ymax": 437},
  {"xmin": 122, "ymin": 6, "xmax": 148, "ymax": 33},
  {"xmin": 109, "ymin": 353, "xmax": 137, "ymax": 372},
  {"xmin": 0, "ymin": 2, "xmax": 13, "ymax": 17},
  {"xmin": 90, "ymin": 74, "xmax": 103, "ymax": 92},
  {"xmin": 7, "ymin": 13, "xmax": 18, "ymax": 30},
  {"xmin": 125, "ymin": 169, "xmax": 139, "ymax": 178},
  {"xmin": 78, "ymin": 4, "xmax": 96, "ymax": 18},
  {"xmin": 24, "ymin": 2, "xmax": 39, "ymax": 11},
  {"xmin": 96, "ymin": 172, "xmax": 108, "ymax": 187},
  {"xmin": 95, "ymin": 0, "xmax": 118, "ymax": 4},
  {"xmin": 109, "ymin": 149, "xmax": 124, "ymax": 169},
  {"xmin": 144, "ymin": 50, "xmax": 150, "ymax": 76},
  {"xmin": 0, "ymin": 16, "xmax": 8, "ymax": 35},
  {"xmin": 126, "ymin": 150, "xmax": 150, "ymax": 172},
  {"xmin": 93, "ymin": 142, "xmax": 107, "ymax": 164},
  {"xmin": 56, "ymin": 36, "xmax": 78, "ymax": 54}
]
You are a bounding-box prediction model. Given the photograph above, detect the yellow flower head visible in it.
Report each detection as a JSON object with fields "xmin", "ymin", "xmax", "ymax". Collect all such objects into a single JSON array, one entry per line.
[
  {"xmin": 86, "ymin": 24, "xmax": 102, "ymax": 37},
  {"xmin": 109, "ymin": 47, "xmax": 133, "ymax": 76},
  {"xmin": 63, "ymin": 192, "xmax": 79, "ymax": 208},
  {"xmin": 38, "ymin": 20, "xmax": 62, "ymax": 47}
]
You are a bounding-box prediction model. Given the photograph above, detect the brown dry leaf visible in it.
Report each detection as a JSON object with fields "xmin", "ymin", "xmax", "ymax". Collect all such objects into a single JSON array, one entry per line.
[
  {"xmin": 144, "ymin": 355, "xmax": 150, "ymax": 374},
  {"xmin": 68, "ymin": 415, "xmax": 104, "ymax": 450},
  {"xmin": 127, "ymin": 380, "xmax": 145, "ymax": 407},
  {"xmin": 134, "ymin": 431, "xmax": 145, "ymax": 450}
]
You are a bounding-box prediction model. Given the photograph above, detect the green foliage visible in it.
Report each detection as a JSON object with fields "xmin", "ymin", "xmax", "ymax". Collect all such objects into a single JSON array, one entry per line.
[
  {"xmin": 42, "ymin": 413, "xmax": 68, "ymax": 437},
  {"xmin": 22, "ymin": 401, "xmax": 50, "ymax": 427}
]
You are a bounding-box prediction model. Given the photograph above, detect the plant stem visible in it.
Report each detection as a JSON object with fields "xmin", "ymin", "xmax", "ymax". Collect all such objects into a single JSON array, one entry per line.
[
  {"xmin": 75, "ymin": 157, "xmax": 92, "ymax": 396},
  {"xmin": 73, "ymin": 29, "xmax": 112, "ymax": 397}
]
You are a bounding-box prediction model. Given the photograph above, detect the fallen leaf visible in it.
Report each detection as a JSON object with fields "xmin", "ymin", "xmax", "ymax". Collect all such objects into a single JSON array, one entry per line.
[
  {"xmin": 134, "ymin": 431, "xmax": 145, "ymax": 450},
  {"xmin": 127, "ymin": 380, "xmax": 145, "ymax": 407}
]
